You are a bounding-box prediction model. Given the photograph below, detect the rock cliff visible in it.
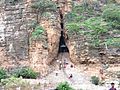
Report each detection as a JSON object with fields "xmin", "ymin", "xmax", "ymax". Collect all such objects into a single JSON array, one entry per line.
[{"xmin": 0, "ymin": 0, "xmax": 120, "ymax": 76}]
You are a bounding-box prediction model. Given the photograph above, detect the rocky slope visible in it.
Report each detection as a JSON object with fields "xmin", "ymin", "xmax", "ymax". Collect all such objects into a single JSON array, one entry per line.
[{"xmin": 0, "ymin": 0, "xmax": 120, "ymax": 76}]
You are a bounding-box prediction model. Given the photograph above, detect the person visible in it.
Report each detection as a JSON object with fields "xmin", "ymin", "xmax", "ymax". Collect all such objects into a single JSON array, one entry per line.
[
  {"xmin": 109, "ymin": 83, "xmax": 116, "ymax": 90},
  {"xmin": 55, "ymin": 72, "xmax": 58, "ymax": 76},
  {"xmin": 70, "ymin": 64, "xmax": 73, "ymax": 68},
  {"xmin": 99, "ymin": 68, "xmax": 105, "ymax": 81},
  {"xmin": 63, "ymin": 59, "xmax": 67, "ymax": 68},
  {"xmin": 69, "ymin": 74, "xmax": 73, "ymax": 79},
  {"xmin": 59, "ymin": 60, "xmax": 62, "ymax": 70}
]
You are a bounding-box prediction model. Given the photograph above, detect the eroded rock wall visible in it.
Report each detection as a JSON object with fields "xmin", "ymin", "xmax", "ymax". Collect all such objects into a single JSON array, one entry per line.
[
  {"xmin": 0, "ymin": 0, "xmax": 34, "ymax": 68},
  {"xmin": 0, "ymin": 0, "xmax": 119, "ymax": 76},
  {"xmin": 0, "ymin": 0, "xmax": 61, "ymax": 75}
]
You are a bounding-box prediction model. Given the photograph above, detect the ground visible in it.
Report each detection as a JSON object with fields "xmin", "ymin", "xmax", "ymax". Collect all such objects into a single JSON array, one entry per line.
[{"xmin": 24, "ymin": 54, "xmax": 120, "ymax": 90}]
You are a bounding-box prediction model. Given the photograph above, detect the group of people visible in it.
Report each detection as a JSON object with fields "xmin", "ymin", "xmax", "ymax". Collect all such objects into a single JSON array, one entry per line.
[
  {"xmin": 57, "ymin": 60, "xmax": 117, "ymax": 90},
  {"xmin": 57, "ymin": 59, "xmax": 74, "ymax": 79}
]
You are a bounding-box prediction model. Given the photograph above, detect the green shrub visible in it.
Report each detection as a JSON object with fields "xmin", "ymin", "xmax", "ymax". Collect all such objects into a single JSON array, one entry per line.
[
  {"xmin": 12, "ymin": 67, "xmax": 38, "ymax": 79},
  {"xmin": 91, "ymin": 76, "xmax": 99, "ymax": 85},
  {"xmin": 32, "ymin": 25, "xmax": 44, "ymax": 39},
  {"xmin": 31, "ymin": 0, "xmax": 57, "ymax": 22},
  {"xmin": 1, "ymin": 76, "xmax": 30, "ymax": 88},
  {"xmin": 31, "ymin": 0, "xmax": 57, "ymax": 12},
  {"xmin": 102, "ymin": 4, "xmax": 120, "ymax": 29},
  {"xmin": 66, "ymin": 23, "xmax": 80, "ymax": 32},
  {"xmin": 104, "ymin": 38, "xmax": 120, "ymax": 47},
  {"xmin": 81, "ymin": 17, "xmax": 108, "ymax": 47},
  {"xmin": 0, "ymin": 68, "xmax": 7, "ymax": 82},
  {"xmin": 56, "ymin": 82, "xmax": 74, "ymax": 90},
  {"xmin": 65, "ymin": 12, "xmax": 78, "ymax": 22},
  {"xmin": 65, "ymin": 4, "xmax": 94, "ymax": 23}
]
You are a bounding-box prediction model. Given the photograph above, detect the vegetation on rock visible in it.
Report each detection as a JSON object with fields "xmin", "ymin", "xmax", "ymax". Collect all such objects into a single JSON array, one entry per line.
[
  {"xmin": 0, "ymin": 68, "xmax": 7, "ymax": 82},
  {"xmin": 0, "ymin": 76, "xmax": 29, "ymax": 88},
  {"xmin": 30, "ymin": 0, "xmax": 57, "ymax": 40},
  {"xmin": 56, "ymin": 82, "xmax": 75, "ymax": 90},
  {"xmin": 31, "ymin": 0, "xmax": 57, "ymax": 22},
  {"xmin": 102, "ymin": 4, "xmax": 120, "ymax": 29},
  {"xmin": 65, "ymin": 1, "xmax": 120, "ymax": 48},
  {"xmin": 31, "ymin": 25, "xmax": 44, "ymax": 39},
  {"xmin": 91, "ymin": 76, "xmax": 100, "ymax": 85},
  {"xmin": 11, "ymin": 67, "xmax": 38, "ymax": 79}
]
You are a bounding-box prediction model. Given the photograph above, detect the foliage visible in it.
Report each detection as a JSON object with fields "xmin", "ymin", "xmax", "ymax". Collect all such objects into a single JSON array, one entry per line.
[
  {"xmin": 31, "ymin": 0, "xmax": 57, "ymax": 40},
  {"xmin": 65, "ymin": 0, "xmax": 119, "ymax": 50},
  {"xmin": 56, "ymin": 82, "xmax": 74, "ymax": 90},
  {"xmin": 32, "ymin": 25, "xmax": 44, "ymax": 39},
  {"xmin": 102, "ymin": 4, "xmax": 120, "ymax": 29},
  {"xmin": 91, "ymin": 76, "xmax": 99, "ymax": 85},
  {"xmin": 0, "ymin": 68, "xmax": 7, "ymax": 82},
  {"xmin": 12, "ymin": 67, "xmax": 38, "ymax": 79},
  {"xmin": 104, "ymin": 38, "xmax": 120, "ymax": 47},
  {"xmin": 31, "ymin": 0, "xmax": 57, "ymax": 22},
  {"xmin": 0, "ymin": 76, "xmax": 29, "ymax": 88},
  {"xmin": 66, "ymin": 23, "xmax": 80, "ymax": 33},
  {"xmin": 72, "ymin": 5, "xmax": 86, "ymax": 14},
  {"xmin": 65, "ymin": 4, "xmax": 94, "ymax": 23},
  {"xmin": 29, "ymin": 20, "xmax": 38, "ymax": 29},
  {"xmin": 65, "ymin": 4, "xmax": 96, "ymax": 37},
  {"xmin": 73, "ymin": 2, "xmax": 94, "ymax": 14},
  {"xmin": 81, "ymin": 17, "xmax": 108, "ymax": 47},
  {"xmin": 82, "ymin": 17, "xmax": 108, "ymax": 34},
  {"xmin": 31, "ymin": 0, "xmax": 57, "ymax": 11},
  {"xmin": 65, "ymin": 4, "xmax": 103, "ymax": 47},
  {"xmin": 42, "ymin": 12, "xmax": 53, "ymax": 19},
  {"xmin": 65, "ymin": 12, "xmax": 78, "ymax": 23}
]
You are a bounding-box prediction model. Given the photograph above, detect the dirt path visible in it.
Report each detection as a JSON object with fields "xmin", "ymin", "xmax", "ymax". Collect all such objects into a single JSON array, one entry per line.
[{"xmin": 41, "ymin": 54, "xmax": 118, "ymax": 90}]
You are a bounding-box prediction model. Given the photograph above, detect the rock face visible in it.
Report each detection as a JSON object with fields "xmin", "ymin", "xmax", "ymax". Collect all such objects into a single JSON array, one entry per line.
[
  {"xmin": 0, "ymin": 0, "xmax": 34, "ymax": 68},
  {"xmin": 0, "ymin": 0, "xmax": 62, "ymax": 75},
  {"xmin": 0, "ymin": 0, "xmax": 120, "ymax": 76},
  {"xmin": 41, "ymin": 20, "xmax": 60, "ymax": 65},
  {"xmin": 2, "ymin": 0, "xmax": 30, "ymax": 60},
  {"xmin": 68, "ymin": 35, "xmax": 99, "ymax": 65},
  {"xmin": 30, "ymin": 18, "xmax": 61, "ymax": 75},
  {"xmin": 0, "ymin": 3, "xmax": 5, "ymax": 46}
]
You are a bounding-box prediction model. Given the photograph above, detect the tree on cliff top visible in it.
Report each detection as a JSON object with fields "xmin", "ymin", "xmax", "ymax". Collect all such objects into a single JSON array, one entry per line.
[{"xmin": 31, "ymin": 0, "xmax": 57, "ymax": 23}]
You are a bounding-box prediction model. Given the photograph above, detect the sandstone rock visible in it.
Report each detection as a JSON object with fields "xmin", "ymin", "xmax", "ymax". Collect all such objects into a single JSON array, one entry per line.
[{"xmin": 0, "ymin": 0, "xmax": 120, "ymax": 76}]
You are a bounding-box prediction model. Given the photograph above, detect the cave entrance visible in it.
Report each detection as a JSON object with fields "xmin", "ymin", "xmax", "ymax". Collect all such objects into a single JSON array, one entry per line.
[
  {"xmin": 58, "ymin": 31, "xmax": 69, "ymax": 70},
  {"xmin": 57, "ymin": 6, "xmax": 69, "ymax": 70},
  {"xmin": 58, "ymin": 31, "xmax": 69, "ymax": 53},
  {"xmin": 58, "ymin": 6, "xmax": 69, "ymax": 54}
]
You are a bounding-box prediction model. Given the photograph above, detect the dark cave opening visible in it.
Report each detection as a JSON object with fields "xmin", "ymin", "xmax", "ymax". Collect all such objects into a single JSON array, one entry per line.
[
  {"xmin": 58, "ymin": 7, "xmax": 69, "ymax": 54},
  {"xmin": 58, "ymin": 31, "xmax": 69, "ymax": 53},
  {"xmin": 60, "ymin": 22, "xmax": 64, "ymax": 29}
]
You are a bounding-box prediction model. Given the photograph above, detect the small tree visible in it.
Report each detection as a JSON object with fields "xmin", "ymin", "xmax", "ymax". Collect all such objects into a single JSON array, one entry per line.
[
  {"xmin": 31, "ymin": 0, "xmax": 57, "ymax": 23},
  {"xmin": 91, "ymin": 76, "xmax": 100, "ymax": 85},
  {"xmin": 56, "ymin": 82, "xmax": 74, "ymax": 90}
]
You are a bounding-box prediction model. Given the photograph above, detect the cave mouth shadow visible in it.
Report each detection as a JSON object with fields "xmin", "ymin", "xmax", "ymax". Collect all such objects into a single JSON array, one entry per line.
[{"xmin": 58, "ymin": 31, "xmax": 69, "ymax": 54}]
